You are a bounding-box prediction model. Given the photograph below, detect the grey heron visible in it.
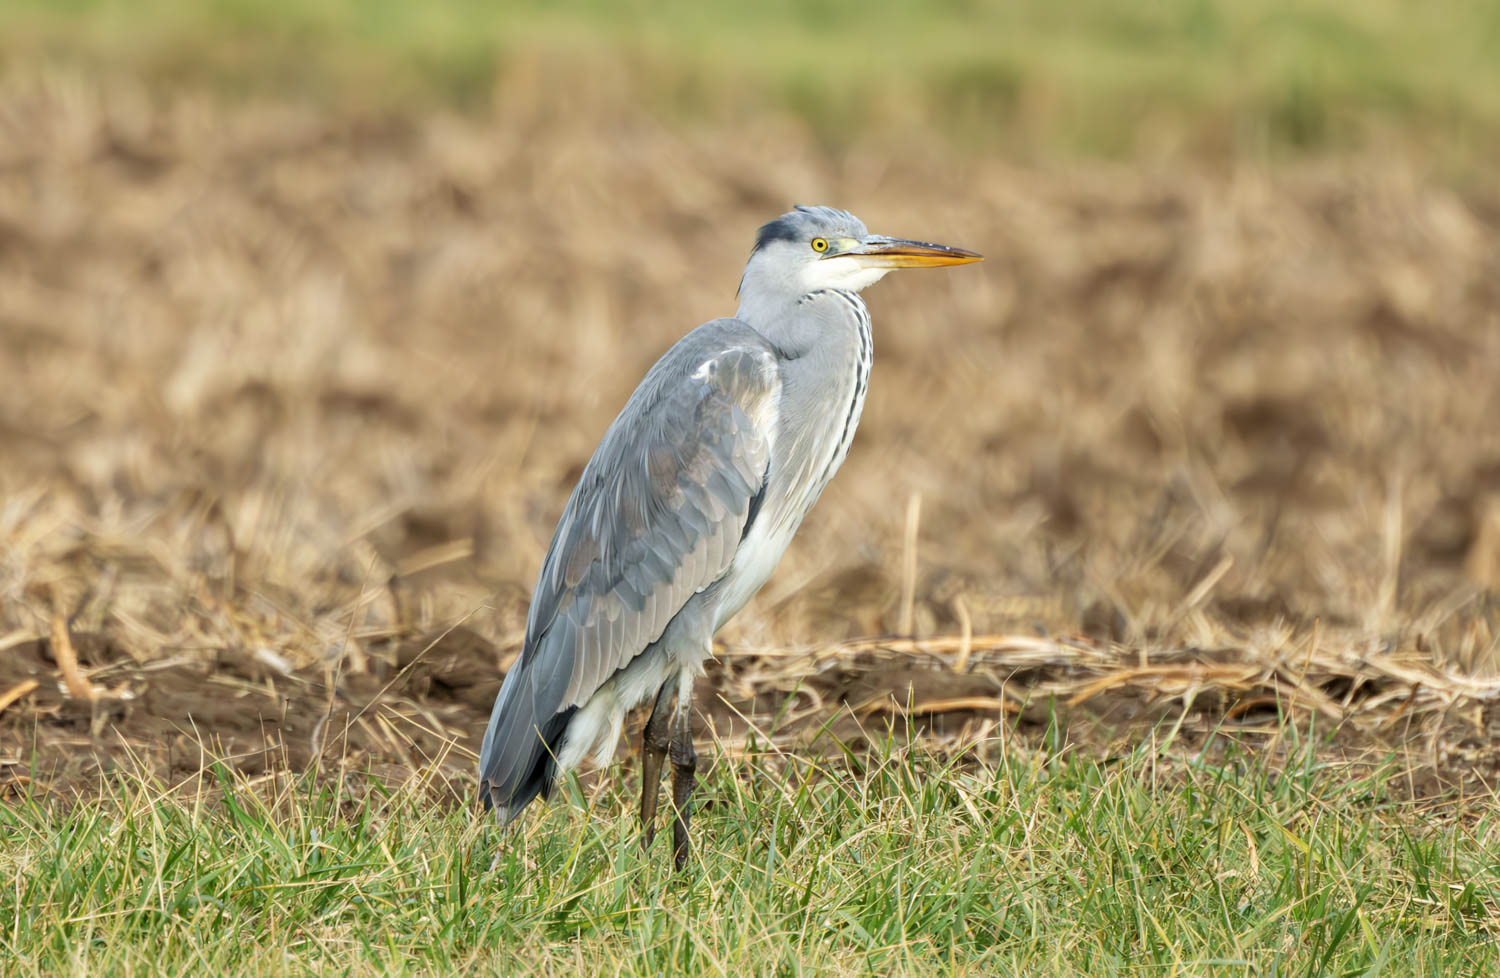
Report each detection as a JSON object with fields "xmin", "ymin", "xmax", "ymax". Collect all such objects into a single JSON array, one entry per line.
[{"xmin": 479, "ymin": 206, "xmax": 980, "ymax": 868}]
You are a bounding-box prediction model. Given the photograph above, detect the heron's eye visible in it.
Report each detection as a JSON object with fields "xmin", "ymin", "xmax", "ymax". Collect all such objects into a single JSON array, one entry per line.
[{"xmin": 810, "ymin": 237, "xmax": 829, "ymax": 253}]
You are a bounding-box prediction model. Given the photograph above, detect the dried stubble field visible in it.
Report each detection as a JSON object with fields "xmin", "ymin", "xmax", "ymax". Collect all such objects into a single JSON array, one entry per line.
[{"xmin": 3, "ymin": 69, "xmax": 1500, "ymax": 805}]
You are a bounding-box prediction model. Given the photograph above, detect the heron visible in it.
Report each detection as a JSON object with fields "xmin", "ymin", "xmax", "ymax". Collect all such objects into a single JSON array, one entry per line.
[{"xmin": 479, "ymin": 206, "xmax": 980, "ymax": 868}]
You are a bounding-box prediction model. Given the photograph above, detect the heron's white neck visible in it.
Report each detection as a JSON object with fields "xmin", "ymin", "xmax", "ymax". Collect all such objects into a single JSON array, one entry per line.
[{"xmin": 736, "ymin": 252, "xmax": 887, "ymax": 353}]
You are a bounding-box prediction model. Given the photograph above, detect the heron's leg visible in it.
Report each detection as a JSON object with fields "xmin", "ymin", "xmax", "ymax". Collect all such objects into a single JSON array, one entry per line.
[
  {"xmin": 669, "ymin": 674, "xmax": 698, "ymax": 871},
  {"xmin": 639, "ymin": 678, "xmax": 675, "ymax": 849}
]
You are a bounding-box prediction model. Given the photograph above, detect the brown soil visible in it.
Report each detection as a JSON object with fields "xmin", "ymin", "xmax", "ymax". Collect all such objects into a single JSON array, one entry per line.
[{"xmin": 2, "ymin": 72, "xmax": 1500, "ymax": 802}]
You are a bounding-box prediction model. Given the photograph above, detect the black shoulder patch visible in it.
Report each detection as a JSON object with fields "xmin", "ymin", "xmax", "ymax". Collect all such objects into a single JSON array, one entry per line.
[{"xmin": 742, "ymin": 471, "xmax": 770, "ymax": 537}]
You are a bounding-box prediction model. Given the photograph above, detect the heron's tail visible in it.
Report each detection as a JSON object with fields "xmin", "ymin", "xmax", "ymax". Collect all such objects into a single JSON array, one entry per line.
[{"xmin": 478, "ymin": 663, "xmax": 576, "ymax": 823}]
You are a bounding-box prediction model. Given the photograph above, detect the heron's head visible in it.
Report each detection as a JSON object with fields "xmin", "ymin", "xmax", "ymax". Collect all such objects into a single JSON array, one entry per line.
[{"xmin": 739, "ymin": 205, "xmax": 981, "ymax": 301}]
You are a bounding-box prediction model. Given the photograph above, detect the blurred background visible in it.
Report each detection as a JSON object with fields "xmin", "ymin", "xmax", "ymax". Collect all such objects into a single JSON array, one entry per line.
[{"xmin": 2, "ymin": 1, "xmax": 1499, "ymax": 789}]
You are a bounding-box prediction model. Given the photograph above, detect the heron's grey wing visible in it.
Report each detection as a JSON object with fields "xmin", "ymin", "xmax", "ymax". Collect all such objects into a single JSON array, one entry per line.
[{"xmin": 480, "ymin": 320, "xmax": 779, "ymax": 812}]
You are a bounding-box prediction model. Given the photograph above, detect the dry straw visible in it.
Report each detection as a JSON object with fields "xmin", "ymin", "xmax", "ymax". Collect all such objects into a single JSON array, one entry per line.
[{"xmin": 1, "ymin": 69, "xmax": 1499, "ymax": 795}]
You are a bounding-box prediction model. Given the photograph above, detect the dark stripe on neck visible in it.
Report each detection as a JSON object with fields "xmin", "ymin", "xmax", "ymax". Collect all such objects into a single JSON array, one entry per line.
[{"xmin": 820, "ymin": 290, "xmax": 872, "ymax": 489}]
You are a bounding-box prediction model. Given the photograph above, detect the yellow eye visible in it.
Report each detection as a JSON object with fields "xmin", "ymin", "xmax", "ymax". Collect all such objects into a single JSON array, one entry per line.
[{"xmin": 810, "ymin": 237, "xmax": 829, "ymax": 253}]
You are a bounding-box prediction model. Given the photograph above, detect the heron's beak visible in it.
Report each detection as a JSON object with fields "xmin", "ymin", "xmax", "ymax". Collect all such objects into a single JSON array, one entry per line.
[{"xmin": 839, "ymin": 235, "xmax": 983, "ymax": 268}]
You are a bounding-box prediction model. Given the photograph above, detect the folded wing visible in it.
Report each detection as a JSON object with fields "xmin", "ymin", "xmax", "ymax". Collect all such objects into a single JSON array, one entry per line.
[{"xmin": 479, "ymin": 320, "xmax": 779, "ymax": 818}]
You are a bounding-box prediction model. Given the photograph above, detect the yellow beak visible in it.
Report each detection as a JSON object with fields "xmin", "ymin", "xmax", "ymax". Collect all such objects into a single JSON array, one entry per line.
[{"xmin": 840, "ymin": 235, "xmax": 983, "ymax": 268}]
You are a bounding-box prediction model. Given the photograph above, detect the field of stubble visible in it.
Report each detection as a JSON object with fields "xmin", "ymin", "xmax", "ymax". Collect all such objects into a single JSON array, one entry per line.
[
  {"xmin": 4, "ymin": 70, "xmax": 1500, "ymax": 789},
  {"xmin": 2, "ymin": 69, "xmax": 1500, "ymax": 974}
]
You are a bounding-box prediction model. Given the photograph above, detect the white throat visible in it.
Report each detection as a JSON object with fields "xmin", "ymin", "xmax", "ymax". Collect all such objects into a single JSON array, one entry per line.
[{"xmin": 800, "ymin": 256, "xmax": 891, "ymax": 293}]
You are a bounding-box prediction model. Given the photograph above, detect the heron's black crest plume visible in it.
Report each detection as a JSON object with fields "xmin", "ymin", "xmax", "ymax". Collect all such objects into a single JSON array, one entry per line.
[{"xmin": 750, "ymin": 205, "xmax": 862, "ymax": 255}]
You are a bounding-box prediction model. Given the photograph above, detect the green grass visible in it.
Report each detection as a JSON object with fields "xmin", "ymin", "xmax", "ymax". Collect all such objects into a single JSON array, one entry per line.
[
  {"xmin": 4, "ymin": 727, "xmax": 1497, "ymax": 975},
  {"xmin": 4, "ymin": 0, "xmax": 1500, "ymax": 157}
]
